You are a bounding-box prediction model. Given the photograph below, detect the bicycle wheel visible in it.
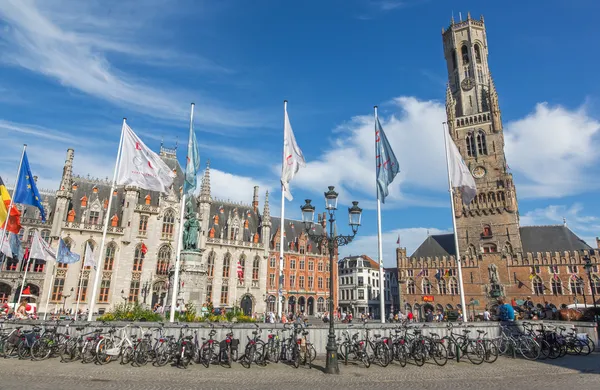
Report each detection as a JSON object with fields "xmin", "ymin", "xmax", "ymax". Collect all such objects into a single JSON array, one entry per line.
[
  {"xmin": 293, "ymin": 345, "xmax": 301, "ymax": 368},
  {"xmin": 18, "ymin": 342, "xmax": 31, "ymax": 360},
  {"xmin": 96, "ymin": 339, "xmax": 115, "ymax": 365},
  {"xmin": 31, "ymin": 339, "xmax": 51, "ymax": 361},
  {"xmin": 398, "ymin": 343, "xmax": 408, "ymax": 367},
  {"xmin": 431, "ymin": 342, "xmax": 448, "ymax": 367},
  {"xmin": 201, "ymin": 345, "xmax": 212, "ymax": 368},
  {"xmin": 537, "ymin": 339, "xmax": 550, "ymax": 360},
  {"xmin": 60, "ymin": 339, "xmax": 78, "ymax": 362},
  {"xmin": 412, "ymin": 342, "xmax": 426, "ymax": 367},
  {"xmin": 518, "ymin": 338, "xmax": 540, "ymax": 360},
  {"xmin": 120, "ymin": 346, "xmax": 134, "ymax": 365},
  {"xmin": 154, "ymin": 344, "xmax": 171, "ymax": 367},
  {"xmin": 465, "ymin": 341, "xmax": 485, "ymax": 365},
  {"xmin": 483, "ymin": 340, "xmax": 499, "ymax": 364},
  {"xmin": 375, "ymin": 342, "xmax": 391, "ymax": 367}
]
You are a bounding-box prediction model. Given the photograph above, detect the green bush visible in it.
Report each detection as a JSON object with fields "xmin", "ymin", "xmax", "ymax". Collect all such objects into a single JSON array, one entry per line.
[
  {"xmin": 97, "ymin": 302, "xmax": 163, "ymax": 322},
  {"xmin": 175, "ymin": 302, "xmax": 198, "ymax": 323}
]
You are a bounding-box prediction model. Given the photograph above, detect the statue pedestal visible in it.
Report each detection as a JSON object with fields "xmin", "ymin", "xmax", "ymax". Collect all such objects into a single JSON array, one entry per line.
[{"xmin": 169, "ymin": 250, "xmax": 207, "ymax": 316}]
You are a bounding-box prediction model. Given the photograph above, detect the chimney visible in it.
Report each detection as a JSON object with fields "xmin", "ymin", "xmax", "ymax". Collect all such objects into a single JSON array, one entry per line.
[{"xmin": 252, "ymin": 186, "xmax": 259, "ymax": 212}]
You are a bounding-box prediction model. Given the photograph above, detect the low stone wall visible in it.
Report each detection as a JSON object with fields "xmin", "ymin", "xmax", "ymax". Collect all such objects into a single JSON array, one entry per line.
[{"xmin": 5, "ymin": 320, "xmax": 597, "ymax": 355}]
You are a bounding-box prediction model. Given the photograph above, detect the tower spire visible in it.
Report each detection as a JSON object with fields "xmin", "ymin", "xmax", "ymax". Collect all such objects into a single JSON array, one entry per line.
[
  {"xmin": 199, "ymin": 159, "xmax": 212, "ymax": 203},
  {"xmin": 59, "ymin": 149, "xmax": 74, "ymax": 191},
  {"xmin": 262, "ymin": 191, "xmax": 271, "ymax": 227}
]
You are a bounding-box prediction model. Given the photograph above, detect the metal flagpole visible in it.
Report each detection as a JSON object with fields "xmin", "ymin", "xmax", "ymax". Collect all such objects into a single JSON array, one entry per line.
[
  {"xmin": 169, "ymin": 103, "xmax": 194, "ymax": 322},
  {"xmin": 375, "ymin": 106, "xmax": 386, "ymax": 324},
  {"xmin": 74, "ymin": 265, "xmax": 85, "ymax": 320},
  {"xmin": 43, "ymin": 263, "xmax": 56, "ymax": 320},
  {"xmin": 277, "ymin": 100, "xmax": 288, "ymax": 321},
  {"xmin": 87, "ymin": 119, "xmax": 125, "ymax": 322},
  {"xmin": 442, "ymin": 122, "xmax": 468, "ymax": 322},
  {"xmin": 17, "ymin": 252, "xmax": 32, "ymax": 305},
  {"xmin": 0, "ymin": 145, "xmax": 26, "ymax": 274}
]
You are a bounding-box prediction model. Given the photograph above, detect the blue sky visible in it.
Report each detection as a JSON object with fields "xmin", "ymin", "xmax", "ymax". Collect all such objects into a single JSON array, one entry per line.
[{"xmin": 1, "ymin": 0, "xmax": 600, "ymax": 266}]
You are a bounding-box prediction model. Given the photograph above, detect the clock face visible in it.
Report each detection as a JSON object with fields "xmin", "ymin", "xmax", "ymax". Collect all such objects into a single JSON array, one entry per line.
[
  {"xmin": 472, "ymin": 166, "xmax": 486, "ymax": 179},
  {"xmin": 461, "ymin": 77, "xmax": 474, "ymax": 91}
]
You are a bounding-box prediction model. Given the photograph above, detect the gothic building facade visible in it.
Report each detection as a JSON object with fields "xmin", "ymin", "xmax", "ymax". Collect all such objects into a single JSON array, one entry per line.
[{"xmin": 396, "ymin": 14, "xmax": 600, "ymax": 318}]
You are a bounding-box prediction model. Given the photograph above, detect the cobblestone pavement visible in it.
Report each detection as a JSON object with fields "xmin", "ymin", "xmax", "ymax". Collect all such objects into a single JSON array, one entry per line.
[{"xmin": 1, "ymin": 355, "xmax": 599, "ymax": 390}]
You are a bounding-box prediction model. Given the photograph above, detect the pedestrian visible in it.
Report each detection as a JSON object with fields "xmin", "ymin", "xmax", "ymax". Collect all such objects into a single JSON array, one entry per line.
[
  {"xmin": 497, "ymin": 298, "xmax": 515, "ymax": 322},
  {"xmin": 407, "ymin": 311, "xmax": 414, "ymax": 322},
  {"xmin": 483, "ymin": 307, "xmax": 490, "ymax": 321}
]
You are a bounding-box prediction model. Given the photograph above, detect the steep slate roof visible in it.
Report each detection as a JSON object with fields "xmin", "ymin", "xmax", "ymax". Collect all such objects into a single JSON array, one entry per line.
[
  {"xmin": 409, "ymin": 226, "xmax": 592, "ymax": 258},
  {"xmin": 208, "ymin": 201, "xmax": 261, "ymax": 242},
  {"xmin": 339, "ymin": 254, "xmax": 379, "ymax": 270},
  {"xmin": 270, "ymin": 217, "xmax": 326, "ymax": 255}
]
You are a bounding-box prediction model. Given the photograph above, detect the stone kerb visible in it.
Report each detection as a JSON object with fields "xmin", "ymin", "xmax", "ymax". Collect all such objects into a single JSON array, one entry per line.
[{"xmin": 8, "ymin": 320, "xmax": 598, "ymax": 355}]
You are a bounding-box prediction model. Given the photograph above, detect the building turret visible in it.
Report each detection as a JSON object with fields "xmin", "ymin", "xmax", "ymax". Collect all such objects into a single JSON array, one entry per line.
[
  {"xmin": 51, "ymin": 149, "xmax": 74, "ymax": 237},
  {"xmin": 197, "ymin": 160, "xmax": 212, "ymax": 251}
]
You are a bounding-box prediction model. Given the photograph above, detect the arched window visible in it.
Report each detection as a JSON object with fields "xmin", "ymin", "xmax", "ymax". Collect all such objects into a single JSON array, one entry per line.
[
  {"xmin": 207, "ymin": 251, "xmax": 215, "ymax": 277},
  {"xmin": 452, "ymin": 49, "xmax": 457, "ymax": 69},
  {"xmin": 570, "ymin": 278, "xmax": 583, "ymax": 295},
  {"xmin": 104, "ymin": 243, "xmax": 116, "ymax": 271},
  {"xmin": 466, "ymin": 133, "xmax": 476, "ymax": 157},
  {"xmin": 461, "ymin": 45, "xmax": 469, "ymax": 64},
  {"xmin": 407, "ymin": 278, "xmax": 415, "ymax": 295},
  {"xmin": 438, "ymin": 279, "xmax": 447, "ymax": 295},
  {"xmin": 467, "ymin": 244, "xmax": 477, "ymax": 256},
  {"xmin": 223, "ymin": 253, "xmax": 231, "ymax": 278},
  {"xmin": 162, "ymin": 210, "xmax": 175, "ymax": 239},
  {"xmin": 422, "ymin": 278, "xmax": 432, "ymax": 295},
  {"xmin": 592, "ymin": 275, "xmax": 600, "ymax": 295},
  {"xmin": 252, "ymin": 255, "xmax": 260, "ymax": 281},
  {"xmin": 482, "ymin": 225, "xmax": 492, "ymax": 237},
  {"xmin": 133, "ymin": 244, "xmax": 144, "ymax": 272},
  {"xmin": 503, "ymin": 242, "xmax": 513, "ymax": 254},
  {"xmin": 482, "ymin": 244, "xmax": 497, "ymax": 253},
  {"xmin": 238, "ymin": 254, "xmax": 246, "ymax": 278},
  {"xmin": 474, "ymin": 44, "xmax": 482, "ymax": 63},
  {"xmin": 449, "ymin": 278, "xmax": 459, "ymax": 295},
  {"xmin": 156, "ymin": 246, "xmax": 171, "ymax": 275},
  {"xmin": 26, "ymin": 229, "xmax": 37, "ymax": 246},
  {"xmin": 40, "ymin": 229, "xmax": 50, "ymax": 243},
  {"xmin": 317, "ymin": 297, "xmax": 325, "ymax": 313},
  {"xmin": 551, "ymin": 278, "xmax": 563, "ymax": 295},
  {"xmin": 82, "ymin": 240, "xmax": 95, "ymax": 269},
  {"xmin": 532, "ymin": 276, "xmax": 544, "ymax": 295},
  {"xmin": 476, "ymin": 130, "xmax": 487, "ymax": 155}
]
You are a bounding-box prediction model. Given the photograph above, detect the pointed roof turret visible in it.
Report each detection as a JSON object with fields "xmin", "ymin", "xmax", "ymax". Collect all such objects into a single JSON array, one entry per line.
[
  {"xmin": 199, "ymin": 159, "xmax": 212, "ymax": 203},
  {"xmin": 262, "ymin": 191, "xmax": 271, "ymax": 227}
]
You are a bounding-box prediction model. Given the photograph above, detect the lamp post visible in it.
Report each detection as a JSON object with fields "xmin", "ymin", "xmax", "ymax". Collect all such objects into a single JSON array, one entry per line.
[
  {"xmin": 61, "ymin": 287, "xmax": 73, "ymax": 314},
  {"xmin": 582, "ymin": 255, "xmax": 597, "ymax": 309},
  {"xmin": 300, "ymin": 186, "xmax": 362, "ymax": 375},
  {"xmin": 120, "ymin": 289, "xmax": 128, "ymax": 303},
  {"xmin": 141, "ymin": 280, "xmax": 150, "ymax": 306}
]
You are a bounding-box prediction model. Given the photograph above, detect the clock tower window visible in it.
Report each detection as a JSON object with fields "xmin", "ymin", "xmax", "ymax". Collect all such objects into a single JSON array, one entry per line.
[
  {"xmin": 452, "ymin": 50, "xmax": 457, "ymax": 69},
  {"xmin": 476, "ymin": 131, "xmax": 488, "ymax": 155},
  {"xmin": 474, "ymin": 44, "xmax": 482, "ymax": 63},
  {"xmin": 461, "ymin": 45, "xmax": 470, "ymax": 64},
  {"xmin": 466, "ymin": 133, "xmax": 476, "ymax": 157}
]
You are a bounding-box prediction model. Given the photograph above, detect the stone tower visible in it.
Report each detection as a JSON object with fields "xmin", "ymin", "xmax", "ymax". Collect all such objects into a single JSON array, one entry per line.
[
  {"xmin": 441, "ymin": 13, "xmax": 522, "ymax": 257},
  {"xmin": 51, "ymin": 149, "xmax": 74, "ymax": 238}
]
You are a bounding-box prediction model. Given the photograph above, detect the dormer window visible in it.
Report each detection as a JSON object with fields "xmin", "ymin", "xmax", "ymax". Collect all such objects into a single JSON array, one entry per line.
[
  {"xmin": 80, "ymin": 195, "xmax": 88, "ymax": 207},
  {"xmin": 92, "ymin": 186, "xmax": 98, "ymax": 194},
  {"xmin": 482, "ymin": 225, "xmax": 492, "ymax": 238},
  {"xmin": 145, "ymin": 195, "xmax": 151, "ymax": 205}
]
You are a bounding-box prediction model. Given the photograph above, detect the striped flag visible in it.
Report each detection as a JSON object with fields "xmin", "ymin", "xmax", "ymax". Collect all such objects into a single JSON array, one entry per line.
[{"xmin": 237, "ymin": 259, "xmax": 243, "ymax": 280}]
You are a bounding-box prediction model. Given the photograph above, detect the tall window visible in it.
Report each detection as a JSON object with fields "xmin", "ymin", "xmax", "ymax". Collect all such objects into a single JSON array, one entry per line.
[
  {"xmin": 551, "ymin": 278, "xmax": 563, "ymax": 295},
  {"xmin": 162, "ymin": 210, "xmax": 175, "ymax": 239},
  {"xmin": 207, "ymin": 251, "xmax": 215, "ymax": 277},
  {"xmin": 206, "ymin": 283, "xmax": 213, "ymax": 303},
  {"xmin": 139, "ymin": 215, "xmax": 149, "ymax": 235},
  {"xmin": 299, "ymin": 275, "xmax": 305, "ymax": 289},
  {"xmin": 290, "ymin": 259, "xmax": 296, "ymax": 269},
  {"xmin": 133, "ymin": 244, "xmax": 144, "ymax": 272},
  {"xmin": 533, "ymin": 276, "xmax": 544, "ymax": 295},
  {"xmin": 422, "ymin": 278, "xmax": 432, "ymax": 295},
  {"xmin": 26, "ymin": 229, "xmax": 37, "ymax": 246},
  {"xmin": 308, "ymin": 276, "xmax": 314, "ymax": 289},
  {"xmin": 128, "ymin": 280, "xmax": 140, "ymax": 302},
  {"xmin": 482, "ymin": 225, "xmax": 492, "ymax": 237},
  {"xmin": 318, "ymin": 277, "xmax": 323, "ymax": 289},
  {"xmin": 570, "ymin": 279, "xmax": 584, "ymax": 295},
  {"xmin": 567, "ymin": 265, "xmax": 578, "ymax": 274},
  {"xmin": 76, "ymin": 279, "xmax": 88, "ymax": 302},
  {"xmin": 308, "ymin": 261, "xmax": 314, "ymax": 271},
  {"xmin": 318, "ymin": 261, "xmax": 323, "ymax": 272},
  {"xmin": 269, "ymin": 273, "xmax": 275, "ymax": 288},
  {"xmin": 269, "ymin": 257, "xmax": 276, "ymax": 268},
  {"xmin": 51, "ymin": 278, "xmax": 65, "ymax": 302},
  {"xmin": 317, "ymin": 297, "xmax": 325, "ymax": 312},
  {"xmin": 466, "ymin": 133, "xmax": 476, "ymax": 157},
  {"xmin": 104, "ymin": 243, "xmax": 116, "ymax": 271},
  {"xmin": 220, "ymin": 285, "xmax": 228, "ymax": 305},
  {"xmin": 40, "ymin": 229, "xmax": 50, "ymax": 243},
  {"xmin": 252, "ymin": 256, "xmax": 260, "ymax": 281},
  {"xmin": 407, "ymin": 279, "xmax": 416, "ymax": 295},
  {"xmin": 461, "ymin": 45, "xmax": 469, "ymax": 63},
  {"xmin": 592, "ymin": 276, "xmax": 600, "ymax": 296},
  {"xmin": 156, "ymin": 246, "xmax": 171, "ymax": 275},
  {"xmin": 289, "ymin": 275, "xmax": 296, "ymax": 288},
  {"xmin": 238, "ymin": 255, "xmax": 246, "ymax": 278},
  {"xmin": 474, "ymin": 44, "xmax": 482, "ymax": 63},
  {"xmin": 89, "ymin": 211, "xmax": 100, "ymax": 225},
  {"xmin": 222, "ymin": 253, "xmax": 231, "ymax": 277},
  {"xmin": 99, "ymin": 280, "xmax": 110, "ymax": 302},
  {"xmin": 449, "ymin": 278, "xmax": 459, "ymax": 295},
  {"xmin": 438, "ymin": 279, "xmax": 447, "ymax": 295},
  {"xmin": 299, "ymin": 259, "xmax": 305, "ymax": 270},
  {"xmin": 476, "ymin": 131, "xmax": 487, "ymax": 155}
]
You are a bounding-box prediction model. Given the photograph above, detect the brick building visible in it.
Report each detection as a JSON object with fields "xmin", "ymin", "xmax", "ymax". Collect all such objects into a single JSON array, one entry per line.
[
  {"xmin": 265, "ymin": 213, "xmax": 338, "ymax": 317},
  {"xmin": 396, "ymin": 14, "xmax": 600, "ymax": 319}
]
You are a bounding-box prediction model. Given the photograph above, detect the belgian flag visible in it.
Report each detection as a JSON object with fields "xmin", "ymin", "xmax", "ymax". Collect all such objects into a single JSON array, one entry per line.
[{"xmin": 0, "ymin": 177, "xmax": 21, "ymax": 234}]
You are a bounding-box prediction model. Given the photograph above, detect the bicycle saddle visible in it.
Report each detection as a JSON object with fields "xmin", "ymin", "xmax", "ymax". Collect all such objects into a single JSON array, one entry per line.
[
  {"xmin": 374, "ymin": 334, "xmax": 382, "ymax": 338},
  {"xmin": 75, "ymin": 327, "xmax": 85, "ymax": 331}
]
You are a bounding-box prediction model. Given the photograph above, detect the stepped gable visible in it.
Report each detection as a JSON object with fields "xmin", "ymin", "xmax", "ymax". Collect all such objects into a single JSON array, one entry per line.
[
  {"xmin": 208, "ymin": 199, "xmax": 261, "ymax": 242},
  {"xmin": 519, "ymin": 225, "xmax": 591, "ymax": 253},
  {"xmin": 408, "ymin": 225, "xmax": 592, "ymax": 259},
  {"xmin": 411, "ymin": 234, "xmax": 456, "ymax": 257},
  {"xmin": 270, "ymin": 217, "xmax": 326, "ymax": 255}
]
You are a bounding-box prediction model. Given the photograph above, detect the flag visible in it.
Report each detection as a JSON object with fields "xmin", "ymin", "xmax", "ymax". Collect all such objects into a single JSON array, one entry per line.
[
  {"xmin": 0, "ymin": 231, "xmax": 12, "ymax": 258},
  {"xmin": 29, "ymin": 230, "xmax": 56, "ymax": 262},
  {"xmin": 140, "ymin": 242, "xmax": 148, "ymax": 256},
  {"xmin": 417, "ymin": 269, "xmax": 425, "ymax": 277},
  {"xmin": 434, "ymin": 269, "xmax": 441, "ymax": 281},
  {"xmin": 281, "ymin": 105, "xmax": 306, "ymax": 201},
  {"xmin": 528, "ymin": 273, "xmax": 534, "ymax": 280},
  {"xmin": 84, "ymin": 242, "xmax": 97, "ymax": 270},
  {"xmin": 116, "ymin": 122, "xmax": 176, "ymax": 193},
  {"xmin": 0, "ymin": 177, "xmax": 21, "ymax": 234},
  {"xmin": 8, "ymin": 232, "xmax": 22, "ymax": 260},
  {"xmin": 184, "ymin": 116, "xmax": 200, "ymax": 195},
  {"xmin": 396, "ymin": 235, "xmax": 400, "ymax": 245},
  {"xmin": 12, "ymin": 151, "xmax": 46, "ymax": 222},
  {"xmin": 553, "ymin": 273, "xmax": 559, "ymax": 281},
  {"xmin": 21, "ymin": 286, "xmax": 31, "ymax": 296},
  {"xmin": 375, "ymin": 117, "xmax": 400, "ymax": 203},
  {"xmin": 446, "ymin": 133, "xmax": 477, "ymax": 205},
  {"xmin": 57, "ymin": 238, "xmax": 80, "ymax": 264},
  {"xmin": 237, "ymin": 259, "xmax": 243, "ymax": 280}
]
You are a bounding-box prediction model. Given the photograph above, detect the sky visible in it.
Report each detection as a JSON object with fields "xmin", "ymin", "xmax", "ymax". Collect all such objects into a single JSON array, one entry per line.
[{"xmin": 1, "ymin": 0, "xmax": 600, "ymax": 267}]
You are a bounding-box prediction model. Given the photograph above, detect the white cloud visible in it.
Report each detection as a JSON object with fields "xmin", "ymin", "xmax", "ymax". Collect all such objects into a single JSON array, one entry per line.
[
  {"xmin": 208, "ymin": 168, "xmax": 275, "ymax": 207},
  {"xmin": 504, "ymin": 102, "xmax": 600, "ymax": 198},
  {"xmin": 0, "ymin": 0, "xmax": 266, "ymax": 128},
  {"xmin": 340, "ymin": 227, "xmax": 450, "ymax": 267}
]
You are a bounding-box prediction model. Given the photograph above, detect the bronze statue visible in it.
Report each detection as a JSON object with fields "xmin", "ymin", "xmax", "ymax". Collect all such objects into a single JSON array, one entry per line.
[{"xmin": 183, "ymin": 199, "xmax": 199, "ymax": 250}]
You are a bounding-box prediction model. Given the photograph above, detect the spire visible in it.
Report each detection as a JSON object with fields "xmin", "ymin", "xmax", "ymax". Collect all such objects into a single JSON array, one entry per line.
[
  {"xmin": 199, "ymin": 159, "xmax": 212, "ymax": 203},
  {"xmin": 488, "ymin": 75, "xmax": 502, "ymax": 132},
  {"xmin": 262, "ymin": 191, "xmax": 271, "ymax": 226},
  {"xmin": 563, "ymin": 217, "xmax": 567, "ymax": 227},
  {"xmin": 59, "ymin": 148, "xmax": 74, "ymax": 192}
]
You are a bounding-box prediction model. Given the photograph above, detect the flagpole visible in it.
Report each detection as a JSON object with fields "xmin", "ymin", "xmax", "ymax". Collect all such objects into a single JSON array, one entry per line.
[
  {"xmin": 0, "ymin": 144, "xmax": 26, "ymax": 274},
  {"xmin": 374, "ymin": 106, "xmax": 386, "ymax": 324},
  {"xmin": 17, "ymin": 252, "xmax": 32, "ymax": 305},
  {"xmin": 277, "ymin": 100, "xmax": 288, "ymax": 321},
  {"xmin": 87, "ymin": 119, "xmax": 126, "ymax": 322},
  {"xmin": 43, "ymin": 263, "xmax": 56, "ymax": 320},
  {"xmin": 74, "ymin": 265, "xmax": 85, "ymax": 320},
  {"xmin": 442, "ymin": 122, "xmax": 468, "ymax": 322},
  {"xmin": 169, "ymin": 103, "xmax": 194, "ymax": 323}
]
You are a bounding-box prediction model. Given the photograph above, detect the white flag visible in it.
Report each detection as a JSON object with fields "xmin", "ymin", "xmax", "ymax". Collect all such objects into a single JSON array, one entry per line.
[
  {"xmin": 116, "ymin": 122, "xmax": 176, "ymax": 193},
  {"xmin": 281, "ymin": 107, "xmax": 306, "ymax": 201},
  {"xmin": 84, "ymin": 242, "xmax": 97, "ymax": 270},
  {"xmin": 0, "ymin": 231, "xmax": 12, "ymax": 258},
  {"xmin": 29, "ymin": 230, "xmax": 56, "ymax": 262},
  {"xmin": 446, "ymin": 134, "xmax": 477, "ymax": 205}
]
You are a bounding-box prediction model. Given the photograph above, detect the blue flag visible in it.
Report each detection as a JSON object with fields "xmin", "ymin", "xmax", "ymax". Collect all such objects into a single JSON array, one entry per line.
[
  {"xmin": 13, "ymin": 151, "xmax": 46, "ymax": 222},
  {"xmin": 8, "ymin": 232, "xmax": 22, "ymax": 260},
  {"xmin": 375, "ymin": 117, "xmax": 400, "ymax": 203},
  {"xmin": 183, "ymin": 119, "xmax": 200, "ymax": 194},
  {"xmin": 57, "ymin": 238, "xmax": 80, "ymax": 264}
]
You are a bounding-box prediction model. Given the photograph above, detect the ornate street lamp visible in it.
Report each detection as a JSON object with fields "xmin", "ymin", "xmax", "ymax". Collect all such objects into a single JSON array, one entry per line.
[
  {"xmin": 300, "ymin": 187, "xmax": 362, "ymax": 375},
  {"xmin": 61, "ymin": 287, "xmax": 74, "ymax": 313}
]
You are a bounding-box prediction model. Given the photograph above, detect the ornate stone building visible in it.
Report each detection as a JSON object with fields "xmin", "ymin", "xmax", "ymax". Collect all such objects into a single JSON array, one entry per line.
[
  {"xmin": 397, "ymin": 14, "xmax": 600, "ymax": 318},
  {"xmin": 0, "ymin": 146, "xmax": 273, "ymax": 316}
]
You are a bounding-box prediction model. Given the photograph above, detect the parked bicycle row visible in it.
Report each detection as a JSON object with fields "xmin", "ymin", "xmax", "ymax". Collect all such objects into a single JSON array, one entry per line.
[{"xmin": 0, "ymin": 320, "xmax": 595, "ymax": 370}]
